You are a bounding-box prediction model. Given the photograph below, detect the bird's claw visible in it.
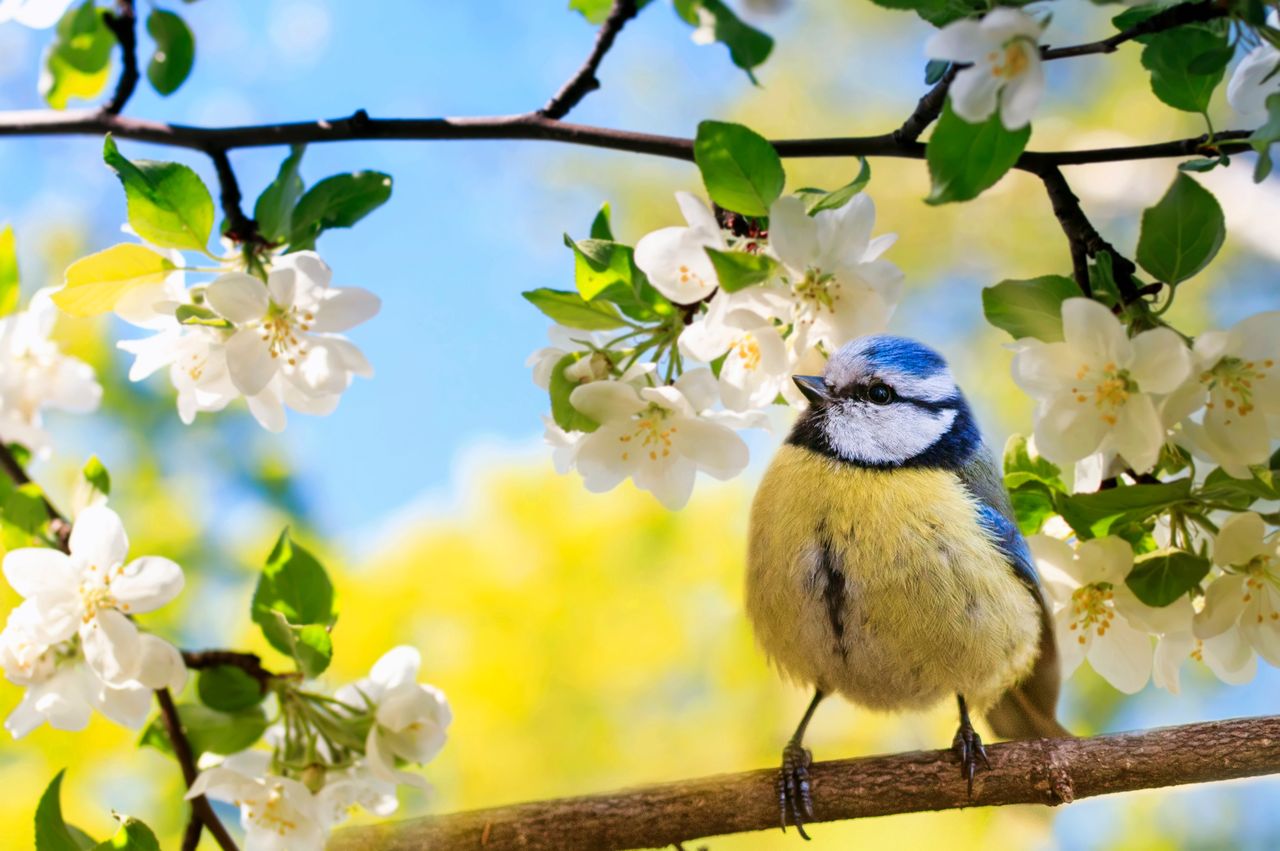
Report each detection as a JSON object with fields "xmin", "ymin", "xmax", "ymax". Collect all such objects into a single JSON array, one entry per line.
[
  {"xmin": 778, "ymin": 740, "xmax": 814, "ymax": 840},
  {"xmin": 951, "ymin": 721, "xmax": 991, "ymax": 798}
]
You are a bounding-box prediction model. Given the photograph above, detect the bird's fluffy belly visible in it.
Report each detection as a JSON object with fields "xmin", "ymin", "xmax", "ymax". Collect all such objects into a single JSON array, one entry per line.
[{"xmin": 746, "ymin": 446, "xmax": 1040, "ymax": 711}]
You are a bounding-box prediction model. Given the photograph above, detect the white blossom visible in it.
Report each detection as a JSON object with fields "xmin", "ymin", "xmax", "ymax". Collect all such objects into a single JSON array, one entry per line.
[
  {"xmin": 1194, "ymin": 512, "xmax": 1280, "ymax": 666},
  {"xmin": 526, "ymin": 326, "xmax": 608, "ymax": 390},
  {"xmin": 925, "ymin": 8, "xmax": 1046, "ymax": 130},
  {"xmin": 189, "ymin": 752, "xmax": 331, "ymax": 851},
  {"xmin": 1011, "ymin": 298, "xmax": 1192, "ymax": 473},
  {"xmin": 678, "ymin": 291, "xmax": 789, "ymax": 411},
  {"xmin": 634, "ymin": 192, "xmax": 729, "ymax": 305},
  {"xmin": 1227, "ymin": 40, "xmax": 1280, "ymax": 125},
  {"xmin": 738, "ymin": 194, "xmax": 900, "ymax": 355},
  {"xmin": 335, "ymin": 645, "xmax": 452, "ymax": 790},
  {"xmin": 0, "ymin": 0, "xmax": 75, "ymax": 29},
  {"xmin": 1031, "ymin": 534, "xmax": 1153, "ymax": 693},
  {"xmin": 1161, "ymin": 312, "xmax": 1280, "ymax": 478},
  {"xmin": 1, "ymin": 506, "xmax": 184, "ymax": 686},
  {"xmin": 0, "ymin": 288, "xmax": 101, "ymax": 452},
  {"xmin": 568, "ymin": 368, "xmax": 759, "ymax": 509}
]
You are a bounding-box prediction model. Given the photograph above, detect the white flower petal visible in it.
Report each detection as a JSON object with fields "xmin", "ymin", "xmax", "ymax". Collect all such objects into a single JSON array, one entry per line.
[
  {"xmin": 112, "ymin": 556, "xmax": 185, "ymax": 613},
  {"xmin": 206, "ymin": 273, "xmax": 269, "ymax": 323},
  {"xmin": 370, "ymin": 645, "xmax": 421, "ymax": 690},
  {"xmin": 1214, "ymin": 513, "xmax": 1267, "ymax": 567},
  {"xmin": 1129, "ymin": 328, "xmax": 1192, "ymax": 394},
  {"xmin": 3, "ymin": 548, "xmax": 77, "ymax": 598},
  {"xmin": 311, "ymin": 287, "xmax": 381, "ymax": 333},
  {"xmin": 226, "ymin": 327, "xmax": 278, "ymax": 396},
  {"xmin": 69, "ymin": 505, "xmax": 129, "ymax": 569},
  {"xmin": 1088, "ymin": 618, "xmax": 1152, "ymax": 694},
  {"xmin": 1193, "ymin": 574, "xmax": 1246, "ymax": 639},
  {"xmin": 1109, "ymin": 393, "xmax": 1164, "ymax": 473},
  {"xmin": 767, "ymin": 196, "xmax": 819, "ymax": 273},
  {"xmin": 569, "ymin": 380, "xmax": 645, "ymax": 423},
  {"xmin": 81, "ymin": 609, "xmax": 142, "ymax": 685},
  {"xmin": 1061, "ymin": 298, "xmax": 1130, "ymax": 365}
]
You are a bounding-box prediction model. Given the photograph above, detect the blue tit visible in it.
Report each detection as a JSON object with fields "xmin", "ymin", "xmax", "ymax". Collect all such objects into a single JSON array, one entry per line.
[{"xmin": 746, "ymin": 334, "xmax": 1068, "ymax": 837}]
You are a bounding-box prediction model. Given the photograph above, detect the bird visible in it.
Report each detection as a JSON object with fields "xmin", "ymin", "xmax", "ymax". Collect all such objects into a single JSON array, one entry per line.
[{"xmin": 746, "ymin": 334, "xmax": 1068, "ymax": 838}]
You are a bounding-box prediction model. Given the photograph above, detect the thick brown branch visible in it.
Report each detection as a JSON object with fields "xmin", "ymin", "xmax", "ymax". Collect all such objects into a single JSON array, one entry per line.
[
  {"xmin": 331, "ymin": 715, "xmax": 1280, "ymax": 851},
  {"xmin": 101, "ymin": 0, "xmax": 139, "ymax": 116},
  {"xmin": 156, "ymin": 687, "xmax": 241, "ymax": 851},
  {"xmin": 1041, "ymin": 1, "xmax": 1226, "ymax": 61},
  {"xmin": 541, "ymin": 0, "xmax": 639, "ymax": 120}
]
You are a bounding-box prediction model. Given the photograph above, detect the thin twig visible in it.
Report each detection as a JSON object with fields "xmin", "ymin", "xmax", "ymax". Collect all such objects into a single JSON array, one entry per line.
[
  {"xmin": 541, "ymin": 0, "xmax": 640, "ymax": 120},
  {"xmin": 206, "ymin": 148, "xmax": 259, "ymax": 243},
  {"xmin": 180, "ymin": 815, "xmax": 203, "ymax": 851},
  {"xmin": 156, "ymin": 687, "xmax": 241, "ymax": 851},
  {"xmin": 101, "ymin": 0, "xmax": 139, "ymax": 116},
  {"xmin": 1041, "ymin": 0, "xmax": 1226, "ymax": 61},
  {"xmin": 893, "ymin": 64, "xmax": 958, "ymax": 145},
  {"xmin": 331, "ymin": 715, "xmax": 1280, "ymax": 851},
  {"xmin": 181, "ymin": 649, "xmax": 280, "ymax": 686}
]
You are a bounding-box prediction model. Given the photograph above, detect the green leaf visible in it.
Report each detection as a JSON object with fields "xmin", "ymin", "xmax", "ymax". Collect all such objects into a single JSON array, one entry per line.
[
  {"xmin": 982, "ymin": 275, "xmax": 1082, "ymax": 342},
  {"xmin": 1058, "ymin": 480, "xmax": 1192, "ymax": 539},
  {"xmin": 925, "ymin": 103, "xmax": 1030, "ymax": 205},
  {"xmin": 570, "ymin": 0, "xmax": 655, "ymax": 24},
  {"xmin": 35, "ymin": 770, "xmax": 96, "ymax": 851},
  {"xmin": 197, "ymin": 665, "xmax": 265, "ymax": 712},
  {"xmin": 5, "ymin": 483, "xmax": 49, "ymax": 534},
  {"xmin": 82, "ymin": 455, "xmax": 110, "ymax": 497},
  {"xmin": 704, "ymin": 247, "xmax": 778, "ymax": 292},
  {"xmin": 924, "ymin": 59, "xmax": 950, "ymax": 85},
  {"xmin": 1135, "ymin": 173, "xmax": 1225, "ymax": 285},
  {"xmin": 1009, "ymin": 485, "xmax": 1058, "ymax": 536},
  {"xmin": 41, "ymin": 1, "xmax": 114, "ymax": 110},
  {"xmin": 522, "ymin": 288, "xmax": 628, "ymax": 330},
  {"xmin": 1249, "ymin": 93, "xmax": 1280, "ymax": 183},
  {"xmin": 805, "ymin": 158, "xmax": 872, "ymax": 214},
  {"xmin": 1125, "ymin": 548, "xmax": 1211, "ymax": 607},
  {"xmin": 549, "ymin": 352, "xmax": 604, "ymax": 433},
  {"xmin": 1141, "ymin": 27, "xmax": 1228, "ymax": 113},
  {"xmin": 566, "ymin": 236, "xmax": 635, "ymax": 301},
  {"xmin": 56, "ymin": 243, "xmax": 178, "ymax": 317},
  {"xmin": 103, "ymin": 137, "xmax": 214, "ymax": 252},
  {"xmin": 140, "ymin": 704, "xmax": 269, "ymax": 760},
  {"xmin": 91, "ymin": 817, "xmax": 159, "ymax": 851},
  {"xmin": 693, "ymin": 120, "xmax": 785, "ymax": 217},
  {"xmin": 251, "ymin": 529, "xmax": 336, "ymax": 660},
  {"xmin": 866, "ymin": 0, "xmax": 987, "ymax": 28},
  {"xmin": 254, "ymin": 146, "xmax": 306, "ymax": 242},
  {"xmin": 1198, "ymin": 464, "xmax": 1280, "ymax": 507},
  {"xmin": 1002, "ymin": 434, "xmax": 1066, "ymax": 492},
  {"xmin": 589, "ymin": 202, "xmax": 613, "ymax": 240},
  {"xmin": 145, "ymin": 9, "xmax": 194, "ymax": 96},
  {"xmin": 675, "ymin": 0, "xmax": 773, "ymax": 82},
  {"xmin": 175, "ymin": 303, "xmax": 232, "ymax": 328},
  {"xmin": 1111, "ymin": 4, "xmax": 1163, "ymax": 43},
  {"xmin": 287, "ymin": 171, "xmax": 392, "ymax": 251},
  {"xmin": 0, "ymin": 225, "xmax": 19, "ymax": 317},
  {"xmin": 269, "ymin": 613, "xmax": 333, "ymax": 679}
]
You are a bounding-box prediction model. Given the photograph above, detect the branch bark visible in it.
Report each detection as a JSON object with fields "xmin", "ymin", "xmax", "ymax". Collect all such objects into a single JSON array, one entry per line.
[
  {"xmin": 540, "ymin": 0, "xmax": 640, "ymax": 120},
  {"xmin": 156, "ymin": 687, "xmax": 241, "ymax": 851},
  {"xmin": 330, "ymin": 715, "xmax": 1280, "ymax": 851},
  {"xmin": 1040, "ymin": 0, "xmax": 1226, "ymax": 61},
  {"xmin": 101, "ymin": 0, "xmax": 139, "ymax": 116}
]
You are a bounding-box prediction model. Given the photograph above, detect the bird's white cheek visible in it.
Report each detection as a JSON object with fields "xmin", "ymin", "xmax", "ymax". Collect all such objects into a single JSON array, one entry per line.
[{"xmin": 824, "ymin": 405, "xmax": 956, "ymax": 465}]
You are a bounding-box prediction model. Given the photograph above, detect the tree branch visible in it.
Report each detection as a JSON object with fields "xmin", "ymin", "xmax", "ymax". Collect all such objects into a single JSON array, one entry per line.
[
  {"xmin": 100, "ymin": 0, "xmax": 139, "ymax": 116},
  {"xmin": 206, "ymin": 147, "xmax": 259, "ymax": 244},
  {"xmin": 540, "ymin": 0, "xmax": 640, "ymax": 120},
  {"xmin": 1041, "ymin": 0, "xmax": 1226, "ymax": 61},
  {"xmin": 331, "ymin": 715, "xmax": 1280, "ymax": 851},
  {"xmin": 156, "ymin": 687, "xmax": 241, "ymax": 851},
  {"xmin": 892, "ymin": 64, "xmax": 957, "ymax": 145},
  {"xmin": 181, "ymin": 649, "xmax": 283, "ymax": 687}
]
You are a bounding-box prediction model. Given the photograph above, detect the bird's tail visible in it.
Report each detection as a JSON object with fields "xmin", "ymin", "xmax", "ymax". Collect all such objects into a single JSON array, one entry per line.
[{"xmin": 985, "ymin": 607, "xmax": 1072, "ymax": 740}]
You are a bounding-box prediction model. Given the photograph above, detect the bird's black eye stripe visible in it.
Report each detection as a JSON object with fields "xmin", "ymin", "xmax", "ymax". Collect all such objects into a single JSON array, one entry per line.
[{"xmin": 836, "ymin": 382, "xmax": 897, "ymax": 404}]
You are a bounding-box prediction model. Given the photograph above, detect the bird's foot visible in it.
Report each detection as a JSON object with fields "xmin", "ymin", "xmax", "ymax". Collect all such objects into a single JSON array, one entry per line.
[
  {"xmin": 951, "ymin": 719, "xmax": 991, "ymax": 798},
  {"xmin": 778, "ymin": 740, "xmax": 814, "ymax": 840}
]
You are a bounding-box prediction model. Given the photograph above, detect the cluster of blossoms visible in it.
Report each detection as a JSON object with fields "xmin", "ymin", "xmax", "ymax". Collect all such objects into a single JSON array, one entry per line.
[
  {"xmin": 113, "ymin": 244, "xmax": 379, "ymax": 433},
  {"xmin": 0, "ymin": 505, "xmax": 186, "ymax": 737},
  {"xmin": 0, "ymin": 288, "xmax": 101, "ymax": 453},
  {"xmin": 530, "ymin": 189, "xmax": 902, "ymax": 508},
  {"xmin": 191, "ymin": 645, "xmax": 452, "ymax": 850}
]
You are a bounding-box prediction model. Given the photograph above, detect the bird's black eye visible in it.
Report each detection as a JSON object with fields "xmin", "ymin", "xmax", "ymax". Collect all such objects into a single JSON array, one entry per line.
[{"xmin": 867, "ymin": 382, "xmax": 894, "ymax": 405}]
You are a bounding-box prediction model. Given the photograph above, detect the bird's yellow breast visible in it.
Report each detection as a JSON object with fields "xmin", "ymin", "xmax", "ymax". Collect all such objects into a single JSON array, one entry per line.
[{"xmin": 746, "ymin": 445, "xmax": 1040, "ymax": 711}]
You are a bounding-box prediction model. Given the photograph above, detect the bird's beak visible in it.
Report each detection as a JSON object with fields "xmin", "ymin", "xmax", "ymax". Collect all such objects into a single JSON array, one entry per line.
[{"xmin": 792, "ymin": 375, "xmax": 830, "ymax": 405}]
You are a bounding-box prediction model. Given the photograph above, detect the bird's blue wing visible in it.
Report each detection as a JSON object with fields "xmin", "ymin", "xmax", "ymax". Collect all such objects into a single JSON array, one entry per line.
[{"xmin": 956, "ymin": 448, "xmax": 1042, "ymax": 599}]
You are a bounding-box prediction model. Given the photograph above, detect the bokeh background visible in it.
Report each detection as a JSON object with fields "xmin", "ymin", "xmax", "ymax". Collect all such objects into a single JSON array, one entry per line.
[{"xmin": 1, "ymin": 0, "xmax": 1279, "ymax": 848}]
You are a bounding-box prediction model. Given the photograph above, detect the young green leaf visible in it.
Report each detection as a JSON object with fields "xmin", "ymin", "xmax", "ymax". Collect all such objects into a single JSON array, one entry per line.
[
  {"xmin": 145, "ymin": 9, "xmax": 195, "ymax": 96},
  {"xmin": 269, "ymin": 612, "xmax": 334, "ymax": 678},
  {"xmin": 35, "ymin": 770, "xmax": 96, "ymax": 851},
  {"xmin": 41, "ymin": 1, "xmax": 115, "ymax": 110},
  {"xmin": 674, "ymin": 0, "xmax": 773, "ymax": 82},
  {"xmin": 5, "ymin": 483, "xmax": 50, "ymax": 534},
  {"xmin": 1058, "ymin": 480, "xmax": 1192, "ymax": 539},
  {"xmin": 570, "ymin": 0, "xmax": 655, "ymax": 24},
  {"xmin": 254, "ymin": 146, "xmax": 306, "ymax": 241},
  {"xmin": 175, "ymin": 303, "xmax": 232, "ymax": 328},
  {"xmin": 565, "ymin": 236, "xmax": 635, "ymax": 301},
  {"xmin": 589, "ymin": 202, "xmax": 613, "ymax": 240},
  {"xmin": 1125, "ymin": 549, "xmax": 1211, "ymax": 607},
  {"xmin": 866, "ymin": 0, "xmax": 986, "ymax": 28},
  {"xmin": 1140, "ymin": 27, "xmax": 1228, "ymax": 114},
  {"xmin": 1002, "ymin": 434, "xmax": 1066, "ymax": 492},
  {"xmin": 982, "ymin": 275, "xmax": 1082, "ymax": 342},
  {"xmin": 704, "ymin": 247, "xmax": 778, "ymax": 292},
  {"xmin": 91, "ymin": 817, "xmax": 160, "ymax": 851},
  {"xmin": 56, "ymin": 243, "xmax": 177, "ymax": 317},
  {"xmin": 197, "ymin": 665, "xmax": 265, "ymax": 712},
  {"xmin": 805, "ymin": 158, "xmax": 872, "ymax": 214},
  {"xmin": 81, "ymin": 455, "xmax": 110, "ymax": 497},
  {"xmin": 287, "ymin": 171, "xmax": 393, "ymax": 251},
  {"xmin": 693, "ymin": 120, "xmax": 785, "ymax": 217},
  {"xmin": 140, "ymin": 703, "xmax": 269, "ymax": 760},
  {"xmin": 103, "ymin": 137, "xmax": 215, "ymax": 252},
  {"xmin": 522, "ymin": 288, "xmax": 629, "ymax": 330},
  {"xmin": 926, "ymin": 103, "xmax": 1030, "ymax": 205},
  {"xmin": 251, "ymin": 528, "xmax": 336, "ymax": 659},
  {"xmin": 549, "ymin": 352, "xmax": 604, "ymax": 433},
  {"xmin": 1135, "ymin": 173, "xmax": 1225, "ymax": 285},
  {"xmin": 0, "ymin": 225, "xmax": 19, "ymax": 317},
  {"xmin": 1249, "ymin": 93, "xmax": 1280, "ymax": 182}
]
